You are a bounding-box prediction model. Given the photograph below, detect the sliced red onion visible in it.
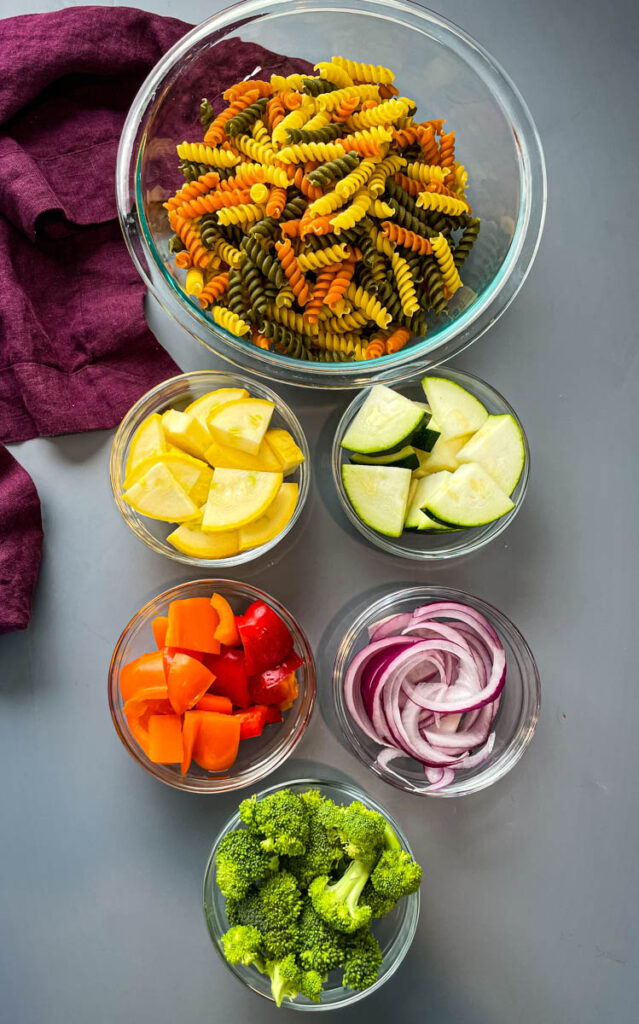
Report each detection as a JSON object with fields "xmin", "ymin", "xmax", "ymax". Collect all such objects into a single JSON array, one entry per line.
[{"xmin": 342, "ymin": 600, "xmax": 506, "ymax": 791}]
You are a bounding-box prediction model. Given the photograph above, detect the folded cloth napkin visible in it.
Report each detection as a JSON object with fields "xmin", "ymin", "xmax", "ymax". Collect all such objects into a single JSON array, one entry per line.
[{"xmin": 0, "ymin": 4, "xmax": 311, "ymax": 633}]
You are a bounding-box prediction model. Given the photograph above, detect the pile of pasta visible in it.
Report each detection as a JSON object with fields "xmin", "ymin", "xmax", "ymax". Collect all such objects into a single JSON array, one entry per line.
[{"xmin": 165, "ymin": 56, "xmax": 481, "ymax": 362}]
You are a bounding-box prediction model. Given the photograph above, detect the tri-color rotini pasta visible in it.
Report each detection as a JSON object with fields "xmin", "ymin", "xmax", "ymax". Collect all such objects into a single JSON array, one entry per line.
[{"xmin": 163, "ymin": 56, "xmax": 480, "ymax": 360}]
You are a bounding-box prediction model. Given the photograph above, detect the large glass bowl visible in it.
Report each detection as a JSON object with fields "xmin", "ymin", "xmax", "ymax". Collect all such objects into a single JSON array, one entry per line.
[
  {"xmin": 332, "ymin": 366, "xmax": 530, "ymax": 560},
  {"xmin": 108, "ymin": 579, "xmax": 316, "ymax": 792},
  {"xmin": 332, "ymin": 586, "xmax": 540, "ymax": 797},
  {"xmin": 202, "ymin": 777, "xmax": 420, "ymax": 1009},
  {"xmin": 110, "ymin": 371, "xmax": 310, "ymax": 568},
  {"xmin": 116, "ymin": 0, "xmax": 546, "ymax": 389}
]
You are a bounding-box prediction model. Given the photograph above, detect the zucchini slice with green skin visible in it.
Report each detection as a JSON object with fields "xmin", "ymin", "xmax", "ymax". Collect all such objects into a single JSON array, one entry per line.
[
  {"xmin": 341, "ymin": 385, "xmax": 426, "ymax": 454},
  {"xmin": 421, "ymin": 377, "xmax": 488, "ymax": 441},
  {"xmin": 421, "ymin": 462, "xmax": 514, "ymax": 527},
  {"xmin": 456, "ymin": 414, "xmax": 525, "ymax": 495},
  {"xmin": 350, "ymin": 445, "xmax": 420, "ymax": 470},
  {"xmin": 410, "ymin": 403, "xmax": 441, "ymax": 452},
  {"xmin": 412, "ymin": 434, "xmax": 472, "ymax": 477},
  {"xmin": 405, "ymin": 472, "xmax": 456, "ymax": 531},
  {"xmin": 342, "ymin": 464, "xmax": 412, "ymax": 537}
]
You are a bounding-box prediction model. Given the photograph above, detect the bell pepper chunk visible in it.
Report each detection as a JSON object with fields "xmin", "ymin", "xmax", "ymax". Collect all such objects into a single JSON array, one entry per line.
[
  {"xmin": 192, "ymin": 711, "xmax": 241, "ymax": 772},
  {"xmin": 233, "ymin": 704, "xmax": 267, "ymax": 739},
  {"xmin": 167, "ymin": 653, "xmax": 215, "ymax": 715},
  {"xmin": 119, "ymin": 651, "xmax": 166, "ymax": 701},
  {"xmin": 262, "ymin": 704, "xmax": 283, "ymax": 725},
  {"xmin": 237, "ymin": 600, "xmax": 294, "ymax": 675},
  {"xmin": 204, "ymin": 648, "xmax": 251, "ymax": 708},
  {"xmin": 125, "ymin": 707, "xmax": 154, "ymax": 757},
  {"xmin": 210, "ymin": 592, "xmax": 240, "ymax": 647},
  {"xmin": 163, "ymin": 645, "xmax": 204, "ymax": 679},
  {"xmin": 123, "ymin": 684, "xmax": 170, "ymax": 718},
  {"xmin": 250, "ymin": 670, "xmax": 298, "ymax": 707},
  {"xmin": 148, "ymin": 714, "xmax": 183, "ymax": 763},
  {"xmin": 165, "ymin": 597, "xmax": 221, "ymax": 654},
  {"xmin": 151, "ymin": 615, "xmax": 169, "ymax": 649},
  {"xmin": 195, "ymin": 694, "xmax": 233, "ymax": 714},
  {"xmin": 181, "ymin": 711, "xmax": 200, "ymax": 775}
]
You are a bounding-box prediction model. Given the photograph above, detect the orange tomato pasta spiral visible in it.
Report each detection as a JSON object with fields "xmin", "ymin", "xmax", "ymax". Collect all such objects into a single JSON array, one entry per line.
[
  {"xmin": 385, "ymin": 326, "xmax": 411, "ymax": 353},
  {"xmin": 364, "ymin": 337, "xmax": 387, "ymax": 359},
  {"xmin": 438, "ymin": 130, "xmax": 455, "ymax": 171},
  {"xmin": 380, "ymin": 221, "xmax": 432, "ymax": 255},
  {"xmin": 168, "ymin": 212, "xmax": 210, "ymax": 268},
  {"xmin": 303, "ymin": 264, "xmax": 339, "ymax": 324},
  {"xmin": 165, "ymin": 171, "xmax": 220, "ymax": 211},
  {"xmin": 266, "ymin": 185, "xmax": 288, "ymax": 218},
  {"xmin": 325, "ymin": 259, "xmax": 356, "ymax": 308},
  {"xmin": 198, "ymin": 272, "xmax": 230, "ymax": 309},
  {"xmin": 332, "ymin": 92, "xmax": 360, "ymax": 123},
  {"xmin": 175, "ymin": 187, "xmax": 252, "ymax": 218},
  {"xmin": 420, "ymin": 125, "xmax": 440, "ymax": 165},
  {"xmin": 274, "ymin": 238, "xmax": 311, "ymax": 306},
  {"xmin": 204, "ymin": 89, "xmax": 259, "ymax": 144}
]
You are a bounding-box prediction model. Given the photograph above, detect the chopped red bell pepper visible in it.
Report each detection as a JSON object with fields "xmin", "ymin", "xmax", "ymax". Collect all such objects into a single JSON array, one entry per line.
[
  {"xmin": 203, "ymin": 648, "xmax": 251, "ymax": 708},
  {"xmin": 250, "ymin": 670, "xmax": 298, "ymax": 707},
  {"xmin": 262, "ymin": 704, "xmax": 283, "ymax": 725},
  {"xmin": 233, "ymin": 704, "xmax": 267, "ymax": 739},
  {"xmin": 254, "ymin": 651, "xmax": 303, "ymax": 687},
  {"xmin": 237, "ymin": 600, "xmax": 294, "ymax": 676}
]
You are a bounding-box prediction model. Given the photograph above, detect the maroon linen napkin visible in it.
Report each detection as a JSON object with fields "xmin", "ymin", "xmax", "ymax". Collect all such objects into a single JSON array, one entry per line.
[{"xmin": 0, "ymin": 5, "xmax": 312, "ymax": 633}]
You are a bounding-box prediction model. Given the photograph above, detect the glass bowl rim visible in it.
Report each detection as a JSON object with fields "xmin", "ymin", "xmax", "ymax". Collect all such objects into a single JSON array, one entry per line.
[
  {"xmin": 331, "ymin": 366, "xmax": 530, "ymax": 560},
  {"xmin": 331, "ymin": 584, "xmax": 541, "ymax": 797},
  {"xmin": 202, "ymin": 774, "xmax": 420, "ymax": 1009},
  {"xmin": 108, "ymin": 578, "xmax": 317, "ymax": 793},
  {"xmin": 109, "ymin": 370, "xmax": 311, "ymax": 568},
  {"xmin": 115, "ymin": 0, "xmax": 547, "ymax": 389}
]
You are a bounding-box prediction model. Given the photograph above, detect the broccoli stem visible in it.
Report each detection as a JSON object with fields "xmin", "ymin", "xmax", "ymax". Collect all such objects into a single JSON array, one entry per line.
[
  {"xmin": 327, "ymin": 859, "xmax": 372, "ymax": 914},
  {"xmin": 383, "ymin": 823, "xmax": 401, "ymax": 851}
]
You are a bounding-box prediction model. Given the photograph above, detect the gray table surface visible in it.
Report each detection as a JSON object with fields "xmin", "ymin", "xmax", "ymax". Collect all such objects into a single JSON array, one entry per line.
[{"xmin": 2, "ymin": 1, "xmax": 638, "ymax": 1022}]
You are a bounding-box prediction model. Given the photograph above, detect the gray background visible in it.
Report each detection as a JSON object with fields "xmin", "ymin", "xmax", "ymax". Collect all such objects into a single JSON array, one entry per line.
[{"xmin": 1, "ymin": 1, "xmax": 637, "ymax": 1022}]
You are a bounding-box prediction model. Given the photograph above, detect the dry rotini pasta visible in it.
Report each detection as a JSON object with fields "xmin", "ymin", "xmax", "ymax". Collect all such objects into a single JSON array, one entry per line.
[{"xmin": 164, "ymin": 56, "xmax": 480, "ymax": 361}]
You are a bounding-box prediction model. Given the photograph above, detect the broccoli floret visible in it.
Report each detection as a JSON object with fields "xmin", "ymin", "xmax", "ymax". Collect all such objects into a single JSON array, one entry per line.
[
  {"xmin": 308, "ymin": 858, "xmax": 373, "ymax": 934},
  {"xmin": 360, "ymin": 880, "xmax": 397, "ymax": 919},
  {"xmin": 287, "ymin": 795, "xmax": 345, "ymax": 888},
  {"xmin": 265, "ymin": 954, "xmax": 324, "ymax": 1006},
  {"xmin": 297, "ymin": 899, "xmax": 351, "ymax": 973},
  {"xmin": 369, "ymin": 849, "xmax": 422, "ymax": 907},
  {"xmin": 341, "ymin": 930, "xmax": 383, "ymax": 991},
  {"xmin": 225, "ymin": 870, "xmax": 302, "ymax": 959},
  {"xmin": 240, "ymin": 789, "xmax": 310, "ymax": 856},
  {"xmin": 215, "ymin": 829, "xmax": 279, "ymax": 900},
  {"xmin": 335, "ymin": 801, "xmax": 387, "ymax": 861},
  {"xmin": 220, "ymin": 925, "xmax": 265, "ymax": 971}
]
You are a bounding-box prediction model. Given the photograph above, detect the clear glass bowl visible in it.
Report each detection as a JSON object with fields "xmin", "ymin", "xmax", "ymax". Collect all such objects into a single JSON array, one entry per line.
[
  {"xmin": 202, "ymin": 777, "xmax": 420, "ymax": 1009},
  {"xmin": 108, "ymin": 580, "xmax": 316, "ymax": 792},
  {"xmin": 331, "ymin": 366, "xmax": 530, "ymax": 560},
  {"xmin": 332, "ymin": 586, "xmax": 540, "ymax": 797},
  {"xmin": 109, "ymin": 371, "xmax": 310, "ymax": 567},
  {"xmin": 116, "ymin": 0, "xmax": 546, "ymax": 389}
]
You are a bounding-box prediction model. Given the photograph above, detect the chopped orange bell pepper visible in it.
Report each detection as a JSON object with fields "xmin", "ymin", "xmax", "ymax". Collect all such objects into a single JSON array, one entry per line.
[
  {"xmin": 181, "ymin": 710, "xmax": 201, "ymax": 775},
  {"xmin": 279, "ymin": 672, "xmax": 299, "ymax": 711},
  {"xmin": 125, "ymin": 708, "xmax": 154, "ymax": 758},
  {"xmin": 210, "ymin": 593, "xmax": 240, "ymax": 647},
  {"xmin": 163, "ymin": 645, "xmax": 204, "ymax": 679},
  {"xmin": 148, "ymin": 714, "xmax": 183, "ymax": 763},
  {"xmin": 123, "ymin": 684, "xmax": 171, "ymax": 718},
  {"xmin": 192, "ymin": 711, "xmax": 241, "ymax": 772},
  {"xmin": 119, "ymin": 651, "xmax": 166, "ymax": 701},
  {"xmin": 195, "ymin": 693, "xmax": 233, "ymax": 714},
  {"xmin": 151, "ymin": 615, "xmax": 169, "ymax": 649},
  {"xmin": 165, "ymin": 597, "xmax": 221, "ymax": 654},
  {"xmin": 167, "ymin": 653, "xmax": 215, "ymax": 715}
]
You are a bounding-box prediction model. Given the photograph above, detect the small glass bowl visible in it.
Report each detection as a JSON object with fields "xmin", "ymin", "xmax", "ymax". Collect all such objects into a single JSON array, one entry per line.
[
  {"xmin": 332, "ymin": 366, "xmax": 529, "ymax": 561},
  {"xmin": 110, "ymin": 371, "xmax": 310, "ymax": 568},
  {"xmin": 116, "ymin": 0, "xmax": 546, "ymax": 389},
  {"xmin": 332, "ymin": 586, "xmax": 540, "ymax": 797},
  {"xmin": 202, "ymin": 777, "xmax": 420, "ymax": 1010},
  {"xmin": 108, "ymin": 579, "xmax": 316, "ymax": 793}
]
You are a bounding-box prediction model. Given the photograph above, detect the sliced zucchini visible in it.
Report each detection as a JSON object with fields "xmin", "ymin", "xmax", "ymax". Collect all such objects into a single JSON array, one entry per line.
[
  {"xmin": 456, "ymin": 414, "xmax": 525, "ymax": 495},
  {"xmin": 404, "ymin": 472, "xmax": 456, "ymax": 531},
  {"xmin": 421, "ymin": 377, "xmax": 488, "ymax": 440},
  {"xmin": 421, "ymin": 462, "xmax": 514, "ymax": 527},
  {"xmin": 350, "ymin": 445, "xmax": 420, "ymax": 470},
  {"xmin": 412, "ymin": 433, "xmax": 474, "ymax": 477},
  {"xmin": 410, "ymin": 403, "xmax": 441, "ymax": 452},
  {"xmin": 341, "ymin": 385, "xmax": 425, "ymax": 455},
  {"xmin": 342, "ymin": 464, "xmax": 412, "ymax": 538}
]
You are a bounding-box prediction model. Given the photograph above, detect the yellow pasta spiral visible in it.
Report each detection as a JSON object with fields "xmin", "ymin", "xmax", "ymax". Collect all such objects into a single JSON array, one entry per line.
[
  {"xmin": 345, "ymin": 282, "xmax": 392, "ymax": 328},
  {"xmin": 264, "ymin": 304, "xmax": 318, "ymax": 336},
  {"xmin": 231, "ymin": 163, "xmax": 290, "ymax": 187},
  {"xmin": 316, "ymin": 84, "xmax": 380, "ymax": 111},
  {"xmin": 335, "ymin": 157, "xmax": 378, "ymax": 199},
  {"xmin": 315, "ymin": 61, "xmax": 354, "ymax": 89},
  {"xmin": 369, "ymin": 224, "xmax": 396, "ymax": 258},
  {"xmin": 275, "ymin": 285, "xmax": 295, "ymax": 308},
  {"xmin": 367, "ymin": 153, "xmax": 406, "ymax": 196},
  {"xmin": 370, "ymin": 198, "xmax": 395, "ymax": 218},
  {"xmin": 297, "ymin": 243, "xmax": 351, "ymax": 272},
  {"xmin": 217, "ymin": 203, "xmax": 266, "ymax": 227},
  {"xmin": 330, "ymin": 57, "xmax": 395, "ymax": 85},
  {"xmin": 405, "ymin": 162, "xmax": 449, "ymax": 185},
  {"xmin": 348, "ymin": 97, "xmax": 413, "ymax": 130},
  {"xmin": 210, "ymin": 238, "xmax": 243, "ymax": 269},
  {"xmin": 415, "ymin": 191, "xmax": 469, "ymax": 216},
  {"xmin": 185, "ymin": 267, "xmax": 205, "ymax": 295},
  {"xmin": 431, "ymin": 234, "xmax": 463, "ymax": 295},
  {"xmin": 232, "ymin": 135, "xmax": 276, "ymax": 165},
  {"xmin": 331, "ymin": 188, "xmax": 373, "ymax": 232},
  {"xmin": 391, "ymin": 251, "xmax": 420, "ymax": 315},
  {"xmin": 272, "ymin": 95, "xmax": 315, "ymax": 147},
  {"xmin": 311, "ymin": 330, "xmax": 366, "ymax": 359},
  {"xmin": 303, "ymin": 110, "xmax": 332, "ymax": 132},
  {"xmin": 251, "ymin": 119, "xmax": 271, "ymax": 145},
  {"xmin": 306, "ymin": 188, "xmax": 349, "ymax": 218},
  {"xmin": 211, "ymin": 305, "xmax": 251, "ymax": 337},
  {"xmin": 318, "ymin": 310, "xmax": 368, "ymax": 333},
  {"xmin": 249, "ymin": 182, "xmax": 270, "ymax": 204},
  {"xmin": 270, "ymin": 73, "xmax": 307, "ymax": 92},
  {"xmin": 176, "ymin": 142, "xmax": 240, "ymax": 167},
  {"xmin": 277, "ymin": 140, "xmax": 349, "ymax": 164},
  {"xmin": 452, "ymin": 162, "xmax": 468, "ymax": 195}
]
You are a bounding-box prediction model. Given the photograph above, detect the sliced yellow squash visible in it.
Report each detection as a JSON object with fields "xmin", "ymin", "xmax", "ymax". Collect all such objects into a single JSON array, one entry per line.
[
  {"xmin": 204, "ymin": 437, "xmax": 282, "ymax": 473},
  {"xmin": 167, "ymin": 521, "xmax": 239, "ymax": 559},
  {"xmin": 161, "ymin": 409, "xmax": 212, "ymax": 460},
  {"xmin": 185, "ymin": 388, "xmax": 248, "ymax": 429},
  {"xmin": 208, "ymin": 398, "xmax": 275, "ymax": 455},
  {"xmin": 239, "ymin": 482, "xmax": 299, "ymax": 551},
  {"xmin": 264, "ymin": 429, "xmax": 305, "ymax": 476},
  {"xmin": 201, "ymin": 468, "xmax": 282, "ymax": 532},
  {"xmin": 124, "ymin": 412, "xmax": 168, "ymax": 480},
  {"xmin": 124, "ymin": 452, "xmax": 212, "ymax": 505},
  {"xmin": 123, "ymin": 463, "xmax": 199, "ymax": 523}
]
